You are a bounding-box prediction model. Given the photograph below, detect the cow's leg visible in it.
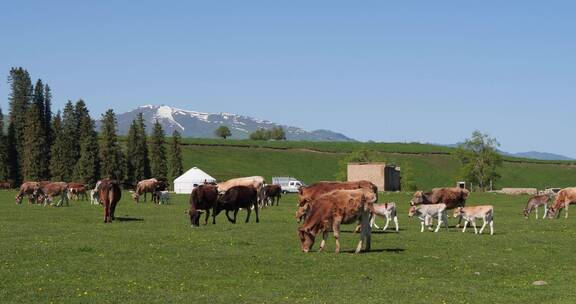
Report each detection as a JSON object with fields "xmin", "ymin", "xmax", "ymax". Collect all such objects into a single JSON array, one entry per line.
[
  {"xmin": 254, "ymin": 202, "xmax": 259, "ymax": 223},
  {"xmin": 393, "ymin": 216, "xmax": 399, "ymax": 232},
  {"xmin": 434, "ymin": 213, "xmax": 443, "ymax": 233},
  {"xmin": 104, "ymin": 203, "xmax": 110, "ymax": 223},
  {"xmin": 462, "ymin": 220, "xmax": 469, "ymax": 233},
  {"xmin": 444, "ymin": 213, "xmax": 449, "ymax": 231},
  {"xmin": 544, "ymin": 204, "xmax": 549, "ymax": 219},
  {"xmin": 420, "ymin": 220, "xmax": 425, "ymax": 232},
  {"xmin": 333, "ymin": 219, "xmax": 342, "ymax": 254},
  {"xmin": 245, "ymin": 207, "xmax": 251, "ymax": 223},
  {"xmin": 319, "ymin": 231, "xmax": 329, "ymax": 252},
  {"xmin": 110, "ymin": 199, "xmax": 118, "ymax": 220},
  {"xmin": 479, "ymin": 217, "xmax": 488, "ymax": 234},
  {"xmin": 535, "ymin": 205, "xmax": 539, "ymax": 219},
  {"xmin": 489, "ymin": 219, "xmax": 494, "ymax": 235},
  {"xmin": 370, "ymin": 214, "xmax": 379, "ymax": 229},
  {"xmin": 565, "ymin": 202, "xmax": 569, "ymax": 219},
  {"xmin": 204, "ymin": 209, "xmax": 210, "ymax": 225},
  {"xmin": 233, "ymin": 209, "xmax": 239, "ymax": 223},
  {"xmin": 472, "ymin": 220, "xmax": 478, "ymax": 234},
  {"xmin": 382, "ymin": 215, "xmax": 390, "ymax": 231},
  {"xmin": 225, "ymin": 210, "xmax": 235, "ymax": 223}
]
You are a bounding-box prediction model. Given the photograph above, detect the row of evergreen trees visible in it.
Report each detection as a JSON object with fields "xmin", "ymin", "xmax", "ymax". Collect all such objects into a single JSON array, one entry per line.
[{"xmin": 2, "ymin": 67, "xmax": 184, "ymax": 187}]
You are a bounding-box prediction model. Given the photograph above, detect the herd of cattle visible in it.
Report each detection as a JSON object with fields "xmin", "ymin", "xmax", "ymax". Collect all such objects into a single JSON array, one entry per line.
[{"xmin": 12, "ymin": 175, "xmax": 576, "ymax": 253}]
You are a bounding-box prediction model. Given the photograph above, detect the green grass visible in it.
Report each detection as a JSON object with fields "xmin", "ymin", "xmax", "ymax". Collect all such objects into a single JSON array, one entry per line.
[
  {"xmin": 179, "ymin": 143, "xmax": 576, "ymax": 190},
  {"xmin": 2, "ymin": 191, "xmax": 576, "ymax": 303}
]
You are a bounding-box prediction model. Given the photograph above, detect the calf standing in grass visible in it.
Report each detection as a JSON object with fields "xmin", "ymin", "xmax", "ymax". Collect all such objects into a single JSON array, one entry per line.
[
  {"xmin": 548, "ymin": 187, "xmax": 576, "ymax": 219},
  {"xmin": 370, "ymin": 202, "xmax": 399, "ymax": 232},
  {"xmin": 453, "ymin": 205, "xmax": 494, "ymax": 235},
  {"xmin": 523, "ymin": 194, "xmax": 551, "ymax": 219},
  {"xmin": 408, "ymin": 203, "xmax": 449, "ymax": 233}
]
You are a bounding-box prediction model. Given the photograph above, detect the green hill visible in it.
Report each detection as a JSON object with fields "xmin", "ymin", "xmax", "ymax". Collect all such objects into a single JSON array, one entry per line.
[{"xmin": 176, "ymin": 139, "xmax": 576, "ymax": 190}]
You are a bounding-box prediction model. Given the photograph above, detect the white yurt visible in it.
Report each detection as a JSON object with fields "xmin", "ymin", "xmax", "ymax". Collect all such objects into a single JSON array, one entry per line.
[{"xmin": 173, "ymin": 167, "xmax": 217, "ymax": 194}]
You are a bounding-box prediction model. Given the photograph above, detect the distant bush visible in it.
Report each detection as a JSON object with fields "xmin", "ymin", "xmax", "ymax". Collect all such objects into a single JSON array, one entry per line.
[{"xmin": 249, "ymin": 127, "xmax": 286, "ymax": 141}]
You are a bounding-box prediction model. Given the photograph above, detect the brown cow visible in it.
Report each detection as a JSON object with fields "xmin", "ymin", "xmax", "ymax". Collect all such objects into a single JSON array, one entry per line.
[
  {"xmin": 296, "ymin": 180, "xmax": 378, "ymax": 222},
  {"xmin": 0, "ymin": 181, "xmax": 12, "ymax": 190},
  {"xmin": 188, "ymin": 184, "xmax": 219, "ymax": 227},
  {"xmin": 259, "ymin": 184, "xmax": 282, "ymax": 207},
  {"xmin": 297, "ymin": 188, "xmax": 376, "ymax": 254},
  {"xmin": 131, "ymin": 178, "xmax": 160, "ymax": 203},
  {"xmin": 523, "ymin": 194, "xmax": 551, "ymax": 219},
  {"xmin": 15, "ymin": 181, "xmax": 39, "ymax": 204},
  {"xmin": 98, "ymin": 179, "xmax": 122, "ymax": 223},
  {"xmin": 34, "ymin": 182, "xmax": 69, "ymax": 207},
  {"xmin": 548, "ymin": 187, "xmax": 576, "ymax": 219},
  {"xmin": 213, "ymin": 186, "xmax": 259, "ymax": 224},
  {"xmin": 410, "ymin": 187, "xmax": 470, "ymax": 226}
]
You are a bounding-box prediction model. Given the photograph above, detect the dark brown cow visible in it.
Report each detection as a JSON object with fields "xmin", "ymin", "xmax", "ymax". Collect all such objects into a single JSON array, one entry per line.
[
  {"xmin": 297, "ymin": 188, "xmax": 376, "ymax": 254},
  {"xmin": 548, "ymin": 187, "xmax": 576, "ymax": 219},
  {"xmin": 16, "ymin": 181, "xmax": 38, "ymax": 204},
  {"xmin": 296, "ymin": 180, "xmax": 378, "ymax": 223},
  {"xmin": 98, "ymin": 179, "xmax": 122, "ymax": 223},
  {"xmin": 260, "ymin": 184, "xmax": 282, "ymax": 207},
  {"xmin": 213, "ymin": 186, "xmax": 259, "ymax": 224},
  {"xmin": 188, "ymin": 184, "xmax": 219, "ymax": 227},
  {"xmin": 34, "ymin": 182, "xmax": 69, "ymax": 207},
  {"xmin": 0, "ymin": 182, "xmax": 12, "ymax": 190}
]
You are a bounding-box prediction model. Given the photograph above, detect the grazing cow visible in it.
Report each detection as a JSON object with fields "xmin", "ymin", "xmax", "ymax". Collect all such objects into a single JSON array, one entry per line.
[
  {"xmin": 34, "ymin": 182, "xmax": 69, "ymax": 207},
  {"xmin": 0, "ymin": 181, "xmax": 12, "ymax": 190},
  {"xmin": 453, "ymin": 205, "xmax": 494, "ymax": 235},
  {"xmin": 259, "ymin": 184, "xmax": 282, "ymax": 207},
  {"xmin": 548, "ymin": 187, "xmax": 576, "ymax": 219},
  {"xmin": 15, "ymin": 181, "xmax": 39, "ymax": 204},
  {"xmin": 213, "ymin": 186, "xmax": 259, "ymax": 224},
  {"xmin": 132, "ymin": 178, "xmax": 160, "ymax": 203},
  {"xmin": 523, "ymin": 194, "xmax": 551, "ymax": 219},
  {"xmin": 370, "ymin": 202, "xmax": 399, "ymax": 232},
  {"xmin": 408, "ymin": 203, "xmax": 449, "ymax": 233},
  {"xmin": 296, "ymin": 180, "xmax": 378, "ymax": 223},
  {"xmin": 154, "ymin": 190, "xmax": 170, "ymax": 204},
  {"xmin": 410, "ymin": 187, "xmax": 469, "ymax": 227},
  {"xmin": 98, "ymin": 179, "xmax": 122, "ymax": 223},
  {"xmin": 188, "ymin": 184, "xmax": 219, "ymax": 226},
  {"xmin": 297, "ymin": 188, "xmax": 376, "ymax": 254}
]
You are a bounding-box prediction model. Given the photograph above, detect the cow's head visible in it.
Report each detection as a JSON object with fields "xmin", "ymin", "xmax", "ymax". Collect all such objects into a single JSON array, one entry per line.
[
  {"xmin": 453, "ymin": 207, "xmax": 464, "ymax": 218},
  {"xmin": 408, "ymin": 205, "xmax": 418, "ymax": 218},
  {"xmin": 129, "ymin": 190, "xmax": 140, "ymax": 203},
  {"xmin": 297, "ymin": 228, "xmax": 315, "ymax": 253},
  {"xmin": 15, "ymin": 195, "xmax": 23, "ymax": 204},
  {"xmin": 547, "ymin": 206, "xmax": 560, "ymax": 219},
  {"xmin": 523, "ymin": 207, "xmax": 531, "ymax": 218},
  {"xmin": 410, "ymin": 191, "xmax": 424, "ymax": 205}
]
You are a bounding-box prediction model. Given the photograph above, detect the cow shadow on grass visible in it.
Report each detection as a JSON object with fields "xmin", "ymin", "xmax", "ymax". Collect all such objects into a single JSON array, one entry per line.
[
  {"xmin": 114, "ymin": 216, "xmax": 144, "ymax": 222},
  {"xmin": 338, "ymin": 248, "xmax": 405, "ymax": 254}
]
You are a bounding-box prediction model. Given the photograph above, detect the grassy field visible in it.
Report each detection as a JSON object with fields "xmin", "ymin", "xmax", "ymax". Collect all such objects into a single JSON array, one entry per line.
[
  {"xmin": 179, "ymin": 143, "xmax": 576, "ymax": 190},
  {"xmin": 2, "ymin": 191, "xmax": 576, "ymax": 303}
]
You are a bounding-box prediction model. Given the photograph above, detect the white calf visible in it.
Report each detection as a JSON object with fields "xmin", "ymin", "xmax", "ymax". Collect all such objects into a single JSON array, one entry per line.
[
  {"xmin": 90, "ymin": 189, "xmax": 100, "ymax": 205},
  {"xmin": 156, "ymin": 190, "xmax": 170, "ymax": 204},
  {"xmin": 408, "ymin": 203, "xmax": 449, "ymax": 232},
  {"xmin": 370, "ymin": 202, "xmax": 399, "ymax": 232},
  {"xmin": 453, "ymin": 205, "xmax": 494, "ymax": 235}
]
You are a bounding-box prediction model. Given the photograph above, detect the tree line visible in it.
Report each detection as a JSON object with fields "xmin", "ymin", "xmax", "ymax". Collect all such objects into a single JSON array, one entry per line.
[{"xmin": 1, "ymin": 67, "xmax": 184, "ymax": 188}]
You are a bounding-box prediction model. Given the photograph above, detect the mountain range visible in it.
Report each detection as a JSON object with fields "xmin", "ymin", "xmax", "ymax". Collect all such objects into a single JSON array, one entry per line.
[{"xmin": 111, "ymin": 105, "xmax": 354, "ymax": 141}]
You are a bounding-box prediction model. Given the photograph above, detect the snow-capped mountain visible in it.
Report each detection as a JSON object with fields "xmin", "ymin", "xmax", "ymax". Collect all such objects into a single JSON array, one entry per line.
[{"xmin": 111, "ymin": 105, "xmax": 355, "ymax": 141}]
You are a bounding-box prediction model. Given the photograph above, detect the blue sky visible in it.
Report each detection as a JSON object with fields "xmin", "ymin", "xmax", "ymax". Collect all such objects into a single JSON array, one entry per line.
[{"xmin": 1, "ymin": 1, "xmax": 575, "ymax": 157}]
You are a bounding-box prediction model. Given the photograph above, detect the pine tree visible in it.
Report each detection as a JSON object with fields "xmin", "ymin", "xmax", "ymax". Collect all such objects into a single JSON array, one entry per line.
[
  {"xmin": 0, "ymin": 108, "xmax": 9, "ymax": 182},
  {"xmin": 43, "ymin": 84, "xmax": 53, "ymax": 177},
  {"xmin": 169, "ymin": 130, "xmax": 184, "ymax": 182},
  {"xmin": 6, "ymin": 123, "xmax": 19, "ymax": 183},
  {"xmin": 99, "ymin": 109, "xmax": 124, "ymax": 180},
  {"xmin": 61, "ymin": 101, "xmax": 78, "ymax": 180},
  {"xmin": 31, "ymin": 79, "xmax": 49, "ymax": 178},
  {"xmin": 136, "ymin": 113, "xmax": 150, "ymax": 179},
  {"xmin": 49, "ymin": 112, "xmax": 67, "ymax": 181},
  {"xmin": 22, "ymin": 105, "xmax": 45, "ymax": 181},
  {"xmin": 149, "ymin": 120, "xmax": 167, "ymax": 180},
  {"xmin": 75, "ymin": 118, "xmax": 100, "ymax": 187},
  {"xmin": 125, "ymin": 119, "xmax": 138, "ymax": 185},
  {"xmin": 7, "ymin": 67, "xmax": 33, "ymax": 184}
]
